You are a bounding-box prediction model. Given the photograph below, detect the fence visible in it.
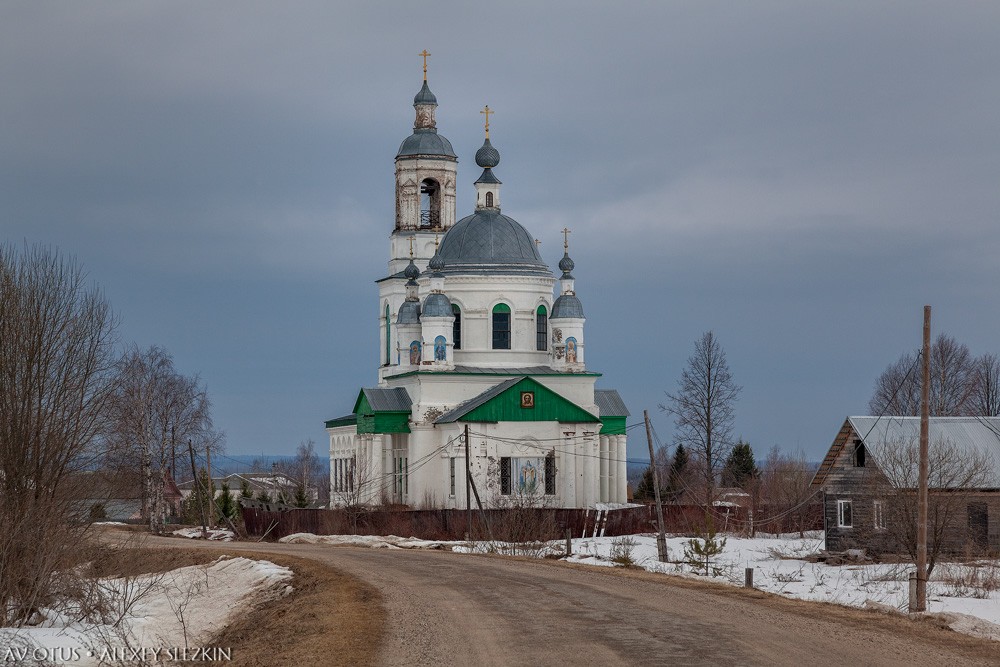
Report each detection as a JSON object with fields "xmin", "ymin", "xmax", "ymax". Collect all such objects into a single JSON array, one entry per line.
[{"xmin": 241, "ymin": 501, "xmax": 823, "ymax": 541}]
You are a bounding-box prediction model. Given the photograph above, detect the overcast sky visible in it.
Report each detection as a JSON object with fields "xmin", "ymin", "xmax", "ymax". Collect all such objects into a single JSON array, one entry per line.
[{"xmin": 3, "ymin": 2, "xmax": 998, "ymax": 463}]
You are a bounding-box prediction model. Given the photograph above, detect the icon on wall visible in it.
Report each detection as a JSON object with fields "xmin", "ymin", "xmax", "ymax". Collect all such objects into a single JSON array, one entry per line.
[{"xmin": 520, "ymin": 391, "xmax": 535, "ymax": 409}]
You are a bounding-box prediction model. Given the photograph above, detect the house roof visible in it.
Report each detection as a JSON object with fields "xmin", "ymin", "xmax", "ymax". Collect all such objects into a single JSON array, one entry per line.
[
  {"xmin": 435, "ymin": 377, "xmax": 523, "ymax": 423},
  {"xmin": 355, "ymin": 387, "xmax": 413, "ymax": 413},
  {"xmin": 812, "ymin": 416, "xmax": 1000, "ymax": 488},
  {"xmin": 594, "ymin": 389, "xmax": 629, "ymax": 417}
]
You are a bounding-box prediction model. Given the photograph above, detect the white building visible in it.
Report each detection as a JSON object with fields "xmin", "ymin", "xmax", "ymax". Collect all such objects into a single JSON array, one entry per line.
[{"xmin": 326, "ymin": 67, "xmax": 629, "ymax": 509}]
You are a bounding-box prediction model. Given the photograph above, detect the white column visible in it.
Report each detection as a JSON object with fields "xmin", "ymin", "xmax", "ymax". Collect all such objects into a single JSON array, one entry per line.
[
  {"xmin": 563, "ymin": 432, "xmax": 577, "ymax": 508},
  {"xmin": 599, "ymin": 435, "xmax": 609, "ymax": 503},
  {"xmin": 609, "ymin": 435, "xmax": 619, "ymax": 504},
  {"xmin": 617, "ymin": 436, "xmax": 628, "ymax": 503}
]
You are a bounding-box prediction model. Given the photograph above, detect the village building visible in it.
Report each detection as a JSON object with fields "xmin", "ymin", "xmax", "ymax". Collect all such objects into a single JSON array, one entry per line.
[
  {"xmin": 325, "ymin": 64, "xmax": 630, "ymax": 509},
  {"xmin": 811, "ymin": 416, "xmax": 1000, "ymax": 555}
]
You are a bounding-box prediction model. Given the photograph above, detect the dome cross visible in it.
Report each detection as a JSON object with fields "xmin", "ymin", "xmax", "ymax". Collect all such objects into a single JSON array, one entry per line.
[
  {"xmin": 480, "ymin": 105, "xmax": 493, "ymax": 138},
  {"xmin": 419, "ymin": 50, "xmax": 431, "ymax": 81},
  {"xmin": 562, "ymin": 227, "xmax": 571, "ymax": 251}
]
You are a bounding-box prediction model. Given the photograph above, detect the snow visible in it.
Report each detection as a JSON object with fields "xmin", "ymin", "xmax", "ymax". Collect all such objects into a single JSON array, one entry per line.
[
  {"xmin": 2, "ymin": 557, "xmax": 293, "ymax": 665},
  {"xmin": 562, "ymin": 533, "xmax": 1000, "ymax": 641},
  {"xmin": 279, "ymin": 533, "xmax": 448, "ymax": 549},
  {"xmin": 276, "ymin": 529, "xmax": 1000, "ymax": 642},
  {"xmin": 171, "ymin": 527, "xmax": 235, "ymax": 541}
]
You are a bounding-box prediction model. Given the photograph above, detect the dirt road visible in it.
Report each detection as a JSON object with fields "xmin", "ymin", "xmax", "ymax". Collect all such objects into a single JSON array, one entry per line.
[{"xmin": 150, "ymin": 537, "xmax": 999, "ymax": 666}]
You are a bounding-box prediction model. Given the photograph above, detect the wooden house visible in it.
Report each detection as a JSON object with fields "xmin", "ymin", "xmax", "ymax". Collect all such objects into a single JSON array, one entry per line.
[{"xmin": 811, "ymin": 416, "xmax": 1000, "ymax": 555}]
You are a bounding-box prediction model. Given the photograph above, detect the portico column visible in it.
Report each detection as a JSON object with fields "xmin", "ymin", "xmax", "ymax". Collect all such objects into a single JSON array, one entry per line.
[{"xmin": 599, "ymin": 435, "xmax": 609, "ymax": 503}]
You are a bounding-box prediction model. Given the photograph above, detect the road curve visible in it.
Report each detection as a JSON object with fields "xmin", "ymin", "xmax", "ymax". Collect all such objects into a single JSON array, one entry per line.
[{"xmin": 148, "ymin": 537, "xmax": 998, "ymax": 667}]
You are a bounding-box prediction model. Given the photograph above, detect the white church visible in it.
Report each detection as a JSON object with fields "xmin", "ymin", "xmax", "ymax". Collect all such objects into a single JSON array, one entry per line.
[{"xmin": 326, "ymin": 61, "xmax": 629, "ymax": 509}]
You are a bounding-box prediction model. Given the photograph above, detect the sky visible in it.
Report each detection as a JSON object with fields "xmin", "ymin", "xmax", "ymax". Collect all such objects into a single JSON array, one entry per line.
[{"xmin": 3, "ymin": 2, "xmax": 998, "ymax": 463}]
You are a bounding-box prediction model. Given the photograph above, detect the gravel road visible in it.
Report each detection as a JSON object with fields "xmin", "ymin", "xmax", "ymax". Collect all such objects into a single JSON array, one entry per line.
[{"xmin": 149, "ymin": 537, "xmax": 1000, "ymax": 667}]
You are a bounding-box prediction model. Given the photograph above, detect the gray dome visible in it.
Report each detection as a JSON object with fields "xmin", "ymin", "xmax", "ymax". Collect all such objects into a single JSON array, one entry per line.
[
  {"xmin": 423, "ymin": 292, "xmax": 453, "ymax": 318},
  {"xmin": 413, "ymin": 81, "xmax": 437, "ymax": 106},
  {"xmin": 403, "ymin": 259, "xmax": 420, "ymax": 280},
  {"xmin": 397, "ymin": 299, "xmax": 421, "ymax": 324},
  {"xmin": 436, "ymin": 210, "xmax": 551, "ymax": 276},
  {"xmin": 428, "ymin": 250, "xmax": 445, "ymax": 273},
  {"xmin": 475, "ymin": 139, "xmax": 500, "ymax": 168},
  {"xmin": 551, "ymin": 294, "xmax": 584, "ymax": 319},
  {"xmin": 397, "ymin": 129, "xmax": 457, "ymax": 159},
  {"xmin": 558, "ymin": 252, "xmax": 575, "ymax": 276}
]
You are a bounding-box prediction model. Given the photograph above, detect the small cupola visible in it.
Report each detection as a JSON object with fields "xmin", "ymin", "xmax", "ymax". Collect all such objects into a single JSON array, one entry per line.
[{"xmin": 474, "ymin": 106, "xmax": 502, "ymax": 211}]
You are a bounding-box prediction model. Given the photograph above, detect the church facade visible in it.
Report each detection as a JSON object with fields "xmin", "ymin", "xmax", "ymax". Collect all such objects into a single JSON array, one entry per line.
[{"xmin": 326, "ymin": 65, "xmax": 629, "ymax": 509}]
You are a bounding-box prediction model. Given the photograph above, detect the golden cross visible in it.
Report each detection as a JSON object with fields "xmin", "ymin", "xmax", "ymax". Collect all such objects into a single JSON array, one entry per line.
[
  {"xmin": 480, "ymin": 105, "xmax": 493, "ymax": 138},
  {"xmin": 562, "ymin": 227, "xmax": 571, "ymax": 250},
  {"xmin": 419, "ymin": 50, "xmax": 431, "ymax": 81},
  {"xmin": 408, "ymin": 236, "xmax": 414, "ymax": 258}
]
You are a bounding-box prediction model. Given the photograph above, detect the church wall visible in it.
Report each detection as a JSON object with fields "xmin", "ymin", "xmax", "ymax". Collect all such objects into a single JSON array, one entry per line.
[{"xmin": 429, "ymin": 275, "xmax": 554, "ymax": 368}]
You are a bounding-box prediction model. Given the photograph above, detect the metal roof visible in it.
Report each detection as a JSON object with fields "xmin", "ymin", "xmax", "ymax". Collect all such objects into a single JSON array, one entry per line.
[
  {"xmin": 595, "ymin": 389, "xmax": 629, "ymax": 417},
  {"xmin": 397, "ymin": 128, "xmax": 457, "ymax": 159},
  {"xmin": 551, "ymin": 294, "xmax": 584, "ymax": 319},
  {"xmin": 851, "ymin": 416, "xmax": 1000, "ymax": 485},
  {"xmin": 397, "ymin": 299, "xmax": 421, "ymax": 324},
  {"xmin": 435, "ymin": 377, "xmax": 524, "ymax": 424},
  {"xmin": 361, "ymin": 387, "xmax": 413, "ymax": 413},
  {"xmin": 435, "ymin": 209, "xmax": 551, "ymax": 276},
  {"xmin": 413, "ymin": 80, "xmax": 437, "ymax": 106},
  {"xmin": 475, "ymin": 138, "xmax": 500, "ymax": 168},
  {"xmin": 422, "ymin": 292, "xmax": 453, "ymax": 317}
]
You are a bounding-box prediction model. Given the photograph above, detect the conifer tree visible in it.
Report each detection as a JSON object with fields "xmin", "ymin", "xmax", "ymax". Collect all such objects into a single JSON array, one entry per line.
[{"xmin": 721, "ymin": 440, "xmax": 758, "ymax": 489}]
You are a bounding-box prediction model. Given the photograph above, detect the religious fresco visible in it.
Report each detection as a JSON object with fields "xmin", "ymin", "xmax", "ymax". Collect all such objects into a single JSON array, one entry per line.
[
  {"xmin": 434, "ymin": 335, "xmax": 446, "ymax": 361},
  {"xmin": 515, "ymin": 457, "xmax": 543, "ymax": 495},
  {"xmin": 566, "ymin": 337, "xmax": 578, "ymax": 363},
  {"xmin": 409, "ymin": 340, "xmax": 422, "ymax": 365}
]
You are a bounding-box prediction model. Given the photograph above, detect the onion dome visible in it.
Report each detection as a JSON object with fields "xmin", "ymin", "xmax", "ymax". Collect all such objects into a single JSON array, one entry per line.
[
  {"xmin": 436, "ymin": 210, "xmax": 550, "ymax": 276},
  {"xmin": 413, "ymin": 80, "xmax": 437, "ymax": 106},
  {"xmin": 397, "ymin": 299, "xmax": 421, "ymax": 324},
  {"xmin": 403, "ymin": 259, "xmax": 420, "ymax": 283},
  {"xmin": 558, "ymin": 252, "xmax": 575, "ymax": 277},
  {"xmin": 422, "ymin": 292, "xmax": 453, "ymax": 318},
  {"xmin": 475, "ymin": 138, "xmax": 500, "ymax": 168},
  {"xmin": 428, "ymin": 249, "xmax": 445, "ymax": 275},
  {"xmin": 551, "ymin": 293, "xmax": 584, "ymax": 319}
]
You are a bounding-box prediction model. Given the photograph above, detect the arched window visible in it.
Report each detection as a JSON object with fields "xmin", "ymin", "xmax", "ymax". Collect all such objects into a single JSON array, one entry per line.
[
  {"xmin": 492, "ymin": 304, "xmax": 511, "ymax": 350},
  {"xmin": 420, "ymin": 178, "xmax": 440, "ymax": 228},
  {"xmin": 536, "ymin": 305, "xmax": 548, "ymax": 351},
  {"xmin": 384, "ymin": 303, "xmax": 391, "ymax": 365},
  {"xmin": 485, "ymin": 191, "xmax": 494, "ymax": 207},
  {"xmin": 452, "ymin": 304, "xmax": 462, "ymax": 350}
]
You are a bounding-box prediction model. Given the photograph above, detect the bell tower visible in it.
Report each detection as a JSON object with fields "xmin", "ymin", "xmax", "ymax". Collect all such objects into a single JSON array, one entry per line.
[{"xmin": 390, "ymin": 51, "xmax": 458, "ymax": 275}]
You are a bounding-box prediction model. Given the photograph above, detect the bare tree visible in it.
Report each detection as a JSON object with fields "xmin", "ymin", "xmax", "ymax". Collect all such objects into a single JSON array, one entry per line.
[
  {"xmin": 869, "ymin": 334, "xmax": 977, "ymax": 416},
  {"xmin": 106, "ymin": 345, "xmax": 222, "ymax": 532},
  {"xmin": 868, "ymin": 436, "xmax": 997, "ymax": 574},
  {"xmin": 273, "ymin": 439, "xmax": 327, "ymax": 505},
  {"xmin": 972, "ymin": 353, "xmax": 1000, "ymax": 417},
  {"xmin": 661, "ymin": 331, "xmax": 742, "ymax": 505},
  {"xmin": 758, "ymin": 447, "xmax": 816, "ymax": 537},
  {"xmin": 0, "ymin": 244, "xmax": 118, "ymax": 625}
]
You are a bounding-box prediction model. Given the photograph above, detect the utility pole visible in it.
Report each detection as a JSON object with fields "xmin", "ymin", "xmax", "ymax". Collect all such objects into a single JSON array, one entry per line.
[
  {"xmin": 465, "ymin": 423, "xmax": 472, "ymax": 541},
  {"xmin": 187, "ymin": 439, "xmax": 207, "ymax": 538},
  {"xmin": 644, "ymin": 410, "xmax": 668, "ymax": 562},
  {"xmin": 916, "ymin": 305, "xmax": 931, "ymax": 611},
  {"xmin": 206, "ymin": 444, "xmax": 214, "ymax": 527}
]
